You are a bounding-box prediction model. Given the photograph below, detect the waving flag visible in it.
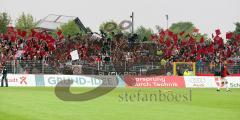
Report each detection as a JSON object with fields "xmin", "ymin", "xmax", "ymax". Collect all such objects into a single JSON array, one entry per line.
[
  {"xmin": 215, "ymin": 29, "xmax": 221, "ymax": 36},
  {"xmin": 226, "ymin": 32, "xmax": 233, "ymax": 39}
]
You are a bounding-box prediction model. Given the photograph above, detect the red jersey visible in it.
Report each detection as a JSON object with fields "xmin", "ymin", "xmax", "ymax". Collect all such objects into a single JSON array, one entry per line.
[{"xmin": 221, "ymin": 66, "xmax": 229, "ymax": 77}]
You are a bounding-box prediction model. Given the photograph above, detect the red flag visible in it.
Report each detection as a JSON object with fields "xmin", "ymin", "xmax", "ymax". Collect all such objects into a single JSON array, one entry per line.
[
  {"xmin": 173, "ymin": 34, "xmax": 178, "ymax": 45},
  {"xmin": 31, "ymin": 29, "xmax": 37, "ymax": 37},
  {"xmin": 3, "ymin": 34, "xmax": 8, "ymax": 40},
  {"xmin": 21, "ymin": 31, "xmax": 27, "ymax": 38},
  {"xmin": 173, "ymin": 34, "xmax": 178, "ymax": 41},
  {"xmin": 226, "ymin": 32, "xmax": 233, "ymax": 39},
  {"xmin": 159, "ymin": 30, "xmax": 165, "ymax": 37},
  {"xmin": 159, "ymin": 36, "xmax": 164, "ymax": 44},
  {"xmin": 17, "ymin": 29, "xmax": 22, "ymax": 36},
  {"xmin": 213, "ymin": 36, "xmax": 219, "ymax": 43},
  {"xmin": 7, "ymin": 27, "xmax": 14, "ymax": 33},
  {"xmin": 235, "ymin": 34, "xmax": 240, "ymax": 41},
  {"xmin": 209, "ymin": 43, "xmax": 214, "ymax": 53},
  {"xmin": 166, "ymin": 30, "xmax": 173, "ymax": 37},
  {"xmin": 200, "ymin": 36, "xmax": 204, "ymax": 43},
  {"xmin": 189, "ymin": 36, "xmax": 195, "ymax": 44},
  {"xmin": 215, "ymin": 29, "xmax": 221, "ymax": 36},
  {"xmin": 57, "ymin": 29, "xmax": 62, "ymax": 36},
  {"xmin": 17, "ymin": 29, "xmax": 27, "ymax": 38},
  {"xmin": 181, "ymin": 39, "xmax": 187, "ymax": 46},
  {"xmin": 196, "ymin": 54, "xmax": 201, "ymax": 60},
  {"xmin": 150, "ymin": 34, "xmax": 157, "ymax": 41},
  {"xmin": 59, "ymin": 35, "xmax": 64, "ymax": 40},
  {"xmin": 179, "ymin": 31, "xmax": 185, "ymax": 36},
  {"xmin": 56, "ymin": 29, "xmax": 64, "ymax": 40},
  {"xmin": 166, "ymin": 39, "xmax": 171, "ymax": 47},
  {"xmin": 193, "ymin": 28, "xmax": 199, "ymax": 33},
  {"xmin": 10, "ymin": 35, "xmax": 16, "ymax": 42},
  {"xmin": 219, "ymin": 37, "xmax": 223, "ymax": 45},
  {"xmin": 168, "ymin": 31, "xmax": 173, "ymax": 37}
]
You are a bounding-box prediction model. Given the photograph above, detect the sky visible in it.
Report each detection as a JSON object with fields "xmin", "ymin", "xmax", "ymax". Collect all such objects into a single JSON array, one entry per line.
[{"xmin": 0, "ymin": 0, "xmax": 240, "ymax": 36}]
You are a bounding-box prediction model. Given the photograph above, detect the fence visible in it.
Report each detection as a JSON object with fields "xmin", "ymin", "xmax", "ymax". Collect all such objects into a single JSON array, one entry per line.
[{"xmin": 4, "ymin": 60, "xmax": 240, "ymax": 75}]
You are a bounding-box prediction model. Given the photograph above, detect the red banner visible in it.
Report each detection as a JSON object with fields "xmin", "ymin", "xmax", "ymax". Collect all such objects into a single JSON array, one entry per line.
[{"xmin": 124, "ymin": 76, "xmax": 185, "ymax": 88}]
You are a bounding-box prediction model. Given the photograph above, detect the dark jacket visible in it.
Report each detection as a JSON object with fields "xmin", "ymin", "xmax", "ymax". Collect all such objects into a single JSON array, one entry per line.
[{"xmin": 2, "ymin": 67, "xmax": 7, "ymax": 75}]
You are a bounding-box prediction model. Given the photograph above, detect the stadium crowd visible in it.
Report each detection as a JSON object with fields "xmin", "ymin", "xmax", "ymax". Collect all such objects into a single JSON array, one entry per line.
[{"xmin": 0, "ymin": 27, "xmax": 240, "ymax": 74}]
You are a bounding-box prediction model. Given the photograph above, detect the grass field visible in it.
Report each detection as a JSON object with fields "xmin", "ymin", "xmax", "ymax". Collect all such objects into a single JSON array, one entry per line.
[{"xmin": 0, "ymin": 87, "xmax": 240, "ymax": 120}]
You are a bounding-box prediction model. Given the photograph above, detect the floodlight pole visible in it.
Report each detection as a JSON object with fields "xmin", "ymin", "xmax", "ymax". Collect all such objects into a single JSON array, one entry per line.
[
  {"xmin": 166, "ymin": 14, "xmax": 169, "ymax": 29},
  {"xmin": 130, "ymin": 12, "xmax": 134, "ymax": 34}
]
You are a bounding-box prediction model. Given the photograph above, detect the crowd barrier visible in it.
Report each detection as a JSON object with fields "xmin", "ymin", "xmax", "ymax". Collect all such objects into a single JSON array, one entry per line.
[{"xmin": 2, "ymin": 74, "xmax": 240, "ymax": 88}]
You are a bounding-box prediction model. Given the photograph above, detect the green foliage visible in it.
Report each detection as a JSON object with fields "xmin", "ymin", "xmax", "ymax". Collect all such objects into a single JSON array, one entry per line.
[
  {"xmin": 60, "ymin": 20, "xmax": 82, "ymax": 37},
  {"xmin": 85, "ymin": 27, "xmax": 92, "ymax": 33},
  {"xmin": 135, "ymin": 26, "xmax": 153, "ymax": 42},
  {"xmin": 234, "ymin": 22, "xmax": 240, "ymax": 34},
  {"xmin": 15, "ymin": 12, "xmax": 36, "ymax": 31},
  {"xmin": 169, "ymin": 22, "xmax": 209, "ymax": 43},
  {"xmin": 49, "ymin": 31, "xmax": 58, "ymax": 39},
  {"xmin": 169, "ymin": 22, "xmax": 195, "ymax": 34},
  {"xmin": 0, "ymin": 12, "xmax": 11, "ymax": 34}
]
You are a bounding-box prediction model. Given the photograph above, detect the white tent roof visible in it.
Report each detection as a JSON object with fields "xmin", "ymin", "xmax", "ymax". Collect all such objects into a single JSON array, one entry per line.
[{"xmin": 36, "ymin": 14, "xmax": 77, "ymax": 30}]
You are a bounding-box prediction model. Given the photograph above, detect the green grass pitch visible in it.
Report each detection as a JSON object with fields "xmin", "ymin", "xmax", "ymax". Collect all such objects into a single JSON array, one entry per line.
[{"xmin": 0, "ymin": 87, "xmax": 240, "ymax": 120}]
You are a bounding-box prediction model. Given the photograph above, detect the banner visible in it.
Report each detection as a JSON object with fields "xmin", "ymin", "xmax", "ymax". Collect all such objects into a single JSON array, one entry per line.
[
  {"xmin": 226, "ymin": 77, "xmax": 240, "ymax": 88},
  {"xmin": 124, "ymin": 76, "xmax": 185, "ymax": 88},
  {"xmin": 2, "ymin": 74, "xmax": 36, "ymax": 86},
  {"xmin": 184, "ymin": 76, "xmax": 240, "ymax": 88},
  {"xmin": 42, "ymin": 75, "xmax": 122, "ymax": 87},
  {"xmin": 184, "ymin": 76, "xmax": 217, "ymax": 88},
  {"xmin": 43, "ymin": 75, "xmax": 102, "ymax": 87},
  {"xmin": 1, "ymin": 74, "xmax": 240, "ymax": 88}
]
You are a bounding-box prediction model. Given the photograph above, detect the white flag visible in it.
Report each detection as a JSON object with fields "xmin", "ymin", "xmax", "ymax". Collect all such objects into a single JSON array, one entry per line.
[{"xmin": 70, "ymin": 50, "xmax": 79, "ymax": 61}]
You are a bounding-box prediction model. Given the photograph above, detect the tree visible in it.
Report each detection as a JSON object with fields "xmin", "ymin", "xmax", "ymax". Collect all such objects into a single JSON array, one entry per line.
[
  {"xmin": 135, "ymin": 26, "xmax": 153, "ymax": 42},
  {"xmin": 169, "ymin": 21, "xmax": 209, "ymax": 43},
  {"xmin": 0, "ymin": 12, "xmax": 11, "ymax": 34},
  {"xmin": 169, "ymin": 22, "xmax": 196, "ymax": 34},
  {"xmin": 233, "ymin": 22, "xmax": 240, "ymax": 34},
  {"xmin": 99, "ymin": 20, "xmax": 122, "ymax": 34},
  {"xmin": 15, "ymin": 12, "xmax": 36, "ymax": 31},
  {"xmin": 60, "ymin": 20, "xmax": 82, "ymax": 37},
  {"xmin": 155, "ymin": 25, "xmax": 162, "ymax": 32},
  {"xmin": 85, "ymin": 27, "xmax": 92, "ymax": 33},
  {"xmin": 227, "ymin": 22, "xmax": 240, "ymax": 44}
]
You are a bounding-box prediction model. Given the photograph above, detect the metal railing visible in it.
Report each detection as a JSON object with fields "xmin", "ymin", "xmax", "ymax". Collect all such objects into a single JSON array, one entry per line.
[{"xmin": 4, "ymin": 60, "xmax": 240, "ymax": 75}]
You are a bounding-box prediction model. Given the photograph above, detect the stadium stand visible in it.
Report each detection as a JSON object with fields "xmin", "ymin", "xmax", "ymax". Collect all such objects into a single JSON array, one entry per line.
[{"xmin": 0, "ymin": 27, "xmax": 240, "ymax": 75}]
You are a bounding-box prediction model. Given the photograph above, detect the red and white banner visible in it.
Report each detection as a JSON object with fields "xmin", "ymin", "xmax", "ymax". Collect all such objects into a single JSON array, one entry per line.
[
  {"xmin": 2, "ymin": 74, "xmax": 36, "ymax": 86},
  {"xmin": 184, "ymin": 76, "xmax": 240, "ymax": 88},
  {"xmin": 1, "ymin": 74, "xmax": 240, "ymax": 88},
  {"xmin": 124, "ymin": 76, "xmax": 185, "ymax": 88}
]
